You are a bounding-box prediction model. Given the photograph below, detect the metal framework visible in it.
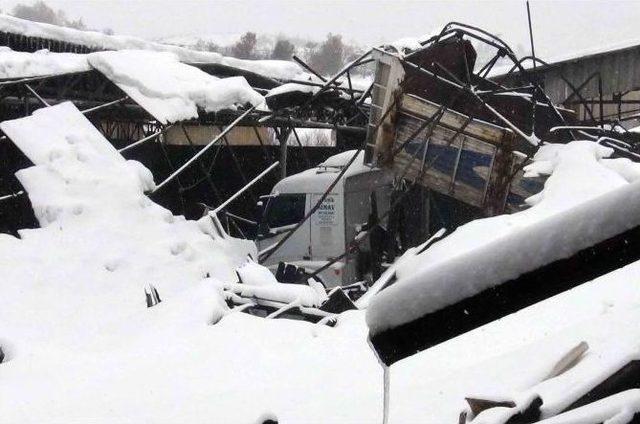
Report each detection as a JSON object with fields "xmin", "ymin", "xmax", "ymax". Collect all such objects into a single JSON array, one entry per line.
[
  {"xmin": 0, "ymin": 42, "xmax": 373, "ymax": 240},
  {"xmin": 3, "ymin": 22, "xmax": 639, "ymax": 323}
]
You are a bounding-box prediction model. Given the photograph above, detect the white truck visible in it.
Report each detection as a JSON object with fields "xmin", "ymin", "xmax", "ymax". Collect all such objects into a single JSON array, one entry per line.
[{"xmin": 256, "ymin": 151, "xmax": 393, "ymax": 287}]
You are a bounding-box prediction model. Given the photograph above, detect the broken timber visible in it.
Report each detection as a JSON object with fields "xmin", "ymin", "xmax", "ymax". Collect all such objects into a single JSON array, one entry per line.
[{"xmin": 364, "ymin": 31, "xmax": 570, "ymax": 215}]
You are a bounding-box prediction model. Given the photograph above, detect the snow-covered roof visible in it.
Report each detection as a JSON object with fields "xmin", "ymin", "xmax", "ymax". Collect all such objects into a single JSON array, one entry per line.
[
  {"xmin": 272, "ymin": 150, "xmax": 373, "ymax": 195},
  {"xmin": 367, "ymin": 140, "xmax": 640, "ymax": 334},
  {"xmin": 491, "ymin": 36, "xmax": 640, "ymax": 77},
  {"xmin": 0, "ymin": 46, "xmax": 90, "ymax": 79},
  {"xmin": 0, "ymin": 14, "xmax": 306, "ymax": 80},
  {"xmin": 88, "ymin": 50, "xmax": 265, "ymax": 124},
  {"xmin": 0, "ymin": 47, "xmax": 268, "ymax": 123},
  {"xmin": 388, "ymin": 256, "xmax": 640, "ymax": 422}
]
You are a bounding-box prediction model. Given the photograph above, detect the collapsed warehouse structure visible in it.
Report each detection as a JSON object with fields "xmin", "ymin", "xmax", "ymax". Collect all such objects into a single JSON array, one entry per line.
[
  {"xmin": 0, "ymin": 14, "xmax": 372, "ymax": 237},
  {"xmin": 359, "ymin": 23, "xmax": 640, "ymax": 424},
  {"xmin": 1, "ymin": 15, "xmax": 640, "ymax": 423},
  {"xmin": 361, "ymin": 22, "xmax": 640, "ymax": 334}
]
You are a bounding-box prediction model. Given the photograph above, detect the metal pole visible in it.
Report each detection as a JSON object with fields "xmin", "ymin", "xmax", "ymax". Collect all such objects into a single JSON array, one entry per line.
[
  {"xmin": 599, "ymin": 76, "xmax": 604, "ymax": 126},
  {"xmin": 292, "ymin": 55, "xmax": 328, "ymax": 82},
  {"xmin": 211, "ymin": 161, "xmax": 280, "ymax": 215},
  {"xmin": 396, "ymin": 52, "xmax": 538, "ymax": 145},
  {"xmin": 526, "ymin": 1, "xmax": 537, "ymax": 137},
  {"xmin": 0, "ymin": 190, "xmax": 24, "ymax": 202},
  {"xmin": 81, "ymin": 96, "xmax": 128, "ymax": 115},
  {"xmin": 291, "ymin": 126, "xmax": 312, "ymax": 169},
  {"xmin": 153, "ymin": 105, "xmax": 258, "ymax": 194},
  {"xmin": 305, "ymin": 50, "xmax": 372, "ymax": 105},
  {"xmin": 181, "ymin": 124, "xmax": 224, "ymax": 202},
  {"xmin": 278, "ymin": 128, "xmax": 289, "ymax": 179},
  {"xmin": 118, "ymin": 125, "xmax": 173, "ymax": 153},
  {"xmin": 25, "ymin": 84, "xmax": 49, "ymax": 107}
]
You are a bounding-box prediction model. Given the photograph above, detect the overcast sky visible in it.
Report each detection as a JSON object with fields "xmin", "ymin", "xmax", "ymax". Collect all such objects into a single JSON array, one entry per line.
[{"xmin": 0, "ymin": 0, "xmax": 638, "ymax": 60}]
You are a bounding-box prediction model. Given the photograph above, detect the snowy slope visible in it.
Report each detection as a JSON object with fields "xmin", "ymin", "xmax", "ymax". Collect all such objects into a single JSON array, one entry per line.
[
  {"xmin": 88, "ymin": 50, "xmax": 265, "ymax": 123},
  {"xmin": 367, "ymin": 140, "xmax": 640, "ymax": 334}
]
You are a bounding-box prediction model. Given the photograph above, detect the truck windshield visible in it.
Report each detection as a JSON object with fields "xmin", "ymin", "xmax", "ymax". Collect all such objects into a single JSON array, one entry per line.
[{"xmin": 264, "ymin": 194, "xmax": 306, "ymax": 228}]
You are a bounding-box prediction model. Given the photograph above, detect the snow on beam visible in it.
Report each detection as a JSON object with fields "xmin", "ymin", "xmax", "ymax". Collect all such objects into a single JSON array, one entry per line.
[
  {"xmin": 0, "ymin": 100, "xmax": 122, "ymax": 166},
  {"xmin": 0, "ymin": 48, "xmax": 91, "ymax": 79},
  {"xmin": 369, "ymin": 219, "xmax": 640, "ymax": 365},
  {"xmin": 87, "ymin": 50, "xmax": 265, "ymax": 124},
  {"xmin": 534, "ymin": 390, "xmax": 640, "ymax": 424},
  {"xmin": 0, "ymin": 100, "xmax": 255, "ymax": 278}
]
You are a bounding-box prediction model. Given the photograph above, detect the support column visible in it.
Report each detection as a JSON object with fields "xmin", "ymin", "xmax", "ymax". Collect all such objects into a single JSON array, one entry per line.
[{"xmin": 276, "ymin": 127, "xmax": 291, "ymax": 180}]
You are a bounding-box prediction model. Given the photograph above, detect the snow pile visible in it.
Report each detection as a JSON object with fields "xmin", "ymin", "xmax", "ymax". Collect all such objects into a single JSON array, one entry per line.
[
  {"xmin": 388, "ymin": 258, "xmax": 640, "ymax": 423},
  {"xmin": 385, "ymin": 37, "xmax": 423, "ymax": 55},
  {"xmin": 0, "ymin": 14, "xmax": 306, "ymax": 80},
  {"xmin": 225, "ymin": 259, "xmax": 328, "ymax": 307},
  {"xmin": 0, "ymin": 102, "xmax": 383, "ymax": 423},
  {"xmin": 88, "ymin": 50, "xmax": 265, "ymax": 123},
  {"xmin": 0, "ymin": 47, "xmax": 90, "ymax": 78},
  {"xmin": 534, "ymin": 391, "xmax": 640, "ymax": 424},
  {"xmin": 0, "ymin": 101, "xmax": 255, "ymax": 366},
  {"xmin": 367, "ymin": 140, "xmax": 640, "ymax": 334},
  {"xmin": 266, "ymin": 82, "xmax": 318, "ymax": 97}
]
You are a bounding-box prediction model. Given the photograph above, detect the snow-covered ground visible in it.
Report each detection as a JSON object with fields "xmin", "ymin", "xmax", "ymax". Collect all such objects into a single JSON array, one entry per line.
[
  {"xmin": 0, "ymin": 102, "xmax": 382, "ymax": 423},
  {"xmin": 2, "ymin": 105, "xmax": 639, "ymax": 423}
]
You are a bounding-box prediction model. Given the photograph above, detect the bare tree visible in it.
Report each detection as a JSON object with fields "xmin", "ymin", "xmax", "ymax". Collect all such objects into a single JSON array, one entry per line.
[
  {"xmin": 12, "ymin": 1, "xmax": 87, "ymax": 30},
  {"xmin": 12, "ymin": 1, "xmax": 58, "ymax": 25},
  {"xmin": 309, "ymin": 33, "xmax": 345, "ymax": 76},
  {"xmin": 271, "ymin": 39, "xmax": 295, "ymax": 60},
  {"xmin": 231, "ymin": 32, "xmax": 258, "ymax": 60}
]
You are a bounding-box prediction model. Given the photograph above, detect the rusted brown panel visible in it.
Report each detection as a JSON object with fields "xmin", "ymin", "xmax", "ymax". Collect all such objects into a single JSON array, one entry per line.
[
  {"xmin": 402, "ymin": 36, "xmax": 477, "ymax": 101},
  {"xmin": 484, "ymin": 130, "xmax": 515, "ymax": 216},
  {"xmin": 375, "ymin": 87, "xmax": 403, "ymax": 167}
]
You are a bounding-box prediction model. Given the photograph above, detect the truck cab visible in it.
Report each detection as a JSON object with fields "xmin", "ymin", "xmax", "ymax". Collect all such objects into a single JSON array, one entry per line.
[{"xmin": 256, "ymin": 151, "xmax": 393, "ymax": 287}]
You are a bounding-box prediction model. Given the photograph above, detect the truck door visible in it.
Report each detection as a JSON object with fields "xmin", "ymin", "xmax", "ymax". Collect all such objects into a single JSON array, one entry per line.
[{"xmin": 257, "ymin": 193, "xmax": 312, "ymax": 264}]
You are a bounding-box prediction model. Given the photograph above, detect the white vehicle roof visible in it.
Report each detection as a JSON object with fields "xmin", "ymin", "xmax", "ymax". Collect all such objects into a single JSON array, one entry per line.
[{"xmin": 272, "ymin": 150, "xmax": 372, "ymax": 195}]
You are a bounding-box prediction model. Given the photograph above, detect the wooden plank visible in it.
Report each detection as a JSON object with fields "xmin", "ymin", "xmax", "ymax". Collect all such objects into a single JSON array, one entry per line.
[
  {"xmin": 401, "ymin": 94, "xmax": 510, "ymax": 144},
  {"xmin": 393, "ymin": 110, "xmax": 498, "ymax": 207},
  {"xmin": 396, "ymin": 151, "xmax": 487, "ymax": 208}
]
